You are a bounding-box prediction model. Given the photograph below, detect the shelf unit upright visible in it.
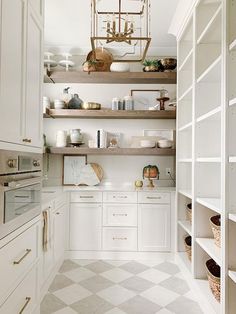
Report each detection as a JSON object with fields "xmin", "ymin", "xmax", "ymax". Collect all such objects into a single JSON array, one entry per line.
[
  {"xmin": 227, "ymin": 0, "xmax": 236, "ymax": 313},
  {"xmin": 176, "ymin": 0, "xmax": 229, "ymax": 313}
]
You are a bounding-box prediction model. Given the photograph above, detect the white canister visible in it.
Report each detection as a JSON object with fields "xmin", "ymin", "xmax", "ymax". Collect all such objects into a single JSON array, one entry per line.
[
  {"xmin": 54, "ymin": 99, "xmax": 65, "ymax": 109},
  {"xmin": 56, "ymin": 130, "xmax": 67, "ymax": 147},
  {"xmin": 69, "ymin": 129, "xmax": 82, "ymax": 143},
  {"xmin": 43, "ymin": 96, "xmax": 51, "ymax": 113},
  {"xmin": 124, "ymin": 95, "xmax": 134, "ymax": 110},
  {"xmin": 110, "ymin": 62, "xmax": 130, "ymax": 72}
]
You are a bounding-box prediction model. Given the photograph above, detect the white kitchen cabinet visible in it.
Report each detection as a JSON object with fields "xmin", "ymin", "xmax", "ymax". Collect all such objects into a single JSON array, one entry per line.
[
  {"xmin": 138, "ymin": 204, "xmax": 171, "ymax": 252},
  {"xmin": 0, "ymin": 0, "xmax": 43, "ymax": 150},
  {"xmin": 70, "ymin": 203, "xmax": 102, "ymax": 250},
  {"xmin": 24, "ymin": 5, "xmax": 43, "ymax": 148},
  {"xmin": 103, "ymin": 227, "xmax": 137, "ymax": 251},
  {"xmin": 103, "ymin": 203, "xmax": 137, "ymax": 227},
  {"xmin": 29, "ymin": 0, "xmax": 44, "ymax": 20},
  {"xmin": 53, "ymin": 204, "xmax": 66, "ymax": 263},
  {"xmin": 0, "ymin": 0, "xmax": 25, "ymax": 145}
]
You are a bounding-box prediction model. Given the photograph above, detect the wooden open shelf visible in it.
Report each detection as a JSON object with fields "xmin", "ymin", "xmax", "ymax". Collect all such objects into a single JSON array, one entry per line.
[
  {"xmin": 49, "ymin": 147, "xmax": 176, "ymax": 156},
  {"xmin": 43, "ymin": 109, "xmax": 176, "ymax": 120},
  {"xmin": 44, "ymin": 70, "xmax": 177, "ymax": 85}
]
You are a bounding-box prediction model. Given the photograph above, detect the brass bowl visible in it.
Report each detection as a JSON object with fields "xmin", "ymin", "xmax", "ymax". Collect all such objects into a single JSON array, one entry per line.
[
  {"xmin": 160, "ymin": 58, "xmax": 177, "ymax": 71},
  {"xmin": 81, "ymin": 102, "xmax": 101, "ymax": 110}
]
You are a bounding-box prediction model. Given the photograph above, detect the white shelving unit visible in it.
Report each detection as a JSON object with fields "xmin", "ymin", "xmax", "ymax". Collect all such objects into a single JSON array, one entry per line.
[{"xmin": 176, "ymin": 0, "xmax": 228, "ymax": 313}]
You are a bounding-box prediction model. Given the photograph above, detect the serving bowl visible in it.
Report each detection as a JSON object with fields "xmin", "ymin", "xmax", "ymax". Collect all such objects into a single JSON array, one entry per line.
[
  {"xmin": 140, "ymin": 140, "xmax": 156, "ymax": 148},
  {"xmin": 157, "ymin": 139, "xmax": 173, "ymax": 148},
  {"xmin": 160, "ymin": 58, "xmax": 177, "ymax": 72}
]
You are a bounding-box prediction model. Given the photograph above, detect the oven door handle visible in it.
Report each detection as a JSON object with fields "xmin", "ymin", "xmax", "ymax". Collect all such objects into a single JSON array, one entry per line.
[{"xmin": 2, "ymin": 177, "xmax": 42, "ymax": 190}]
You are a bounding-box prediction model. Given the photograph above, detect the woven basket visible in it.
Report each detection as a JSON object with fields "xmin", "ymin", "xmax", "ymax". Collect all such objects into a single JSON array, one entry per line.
[
  {"xmin": 210, "ymin": 215, "xmax": 221, "ymax": 248},
  {"xmin": 186, "ymin": 203, "xmax": 192, "ymax": 223},
  {"xmin": 206, "ymin": 259, "xmax": 221, "ymax": 302},
  {"xmin": 184, "ymin": 236, "xmax": 192, "ymax": 261}
]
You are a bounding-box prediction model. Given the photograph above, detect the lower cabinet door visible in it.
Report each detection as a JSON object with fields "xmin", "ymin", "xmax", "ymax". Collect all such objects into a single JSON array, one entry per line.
[
  {"xmin": 53, "ymin": 205, "xmax": 66, "ymax": 262},
  {"xmin": 70, "ymin": 203, "xmax": 102, "ymax": 250},
  {"xmin": 0, "ymin": 265, "xmax": 37, "ymax": 314},
  {"xmin": 103, "ymin": 227, "xmax": 137, "ymax": 251},
  {"xmin": 138, "ymin": 204, "xmax": 170, "ymax": 252}
]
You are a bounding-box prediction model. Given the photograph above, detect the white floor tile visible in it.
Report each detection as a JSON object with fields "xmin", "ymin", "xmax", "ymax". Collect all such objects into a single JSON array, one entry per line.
[
  {"xmin": 97, "ymin": 285, "xmax": 135, "ymax": 306},
  {"xmin": 53, "ymin": 284, "xmax": 92, "ymax": 305},
  {"xmin": 138, "ymin": 268, "xmax": 171, "ymax": 284},
  {"xmin": 105, "ymin": 308, "xmax": 127, "ymax": 314},
  {"xmin": 101, "ymin": 268, "xmax": 133, "ymax": 283},
  {"xmin": 64, "ymin": 267, "xmax": 96, "ymax": 283},
  {"xmin": 141, "ymin": 285, "xmax": 179, "ymax": 307},
  {"xmin": 53, "ymin": 307, "xmax": 77, "ymax": 314}
]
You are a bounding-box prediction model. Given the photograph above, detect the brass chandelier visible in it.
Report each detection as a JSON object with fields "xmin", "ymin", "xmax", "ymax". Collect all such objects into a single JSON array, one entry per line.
[{"xmin": 90, "ymin": 0, "xmax": 151, "ymax": 62}]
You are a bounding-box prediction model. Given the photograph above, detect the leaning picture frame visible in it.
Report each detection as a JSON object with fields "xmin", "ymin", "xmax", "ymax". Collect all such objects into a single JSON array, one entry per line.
[{"xmin": 63, "ymin": 155, "xmax": 87, "ymax": 185}]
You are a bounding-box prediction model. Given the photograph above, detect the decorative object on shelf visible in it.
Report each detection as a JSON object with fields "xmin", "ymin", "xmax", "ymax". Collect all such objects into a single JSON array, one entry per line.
[
  {"xmin": 108, "ymin": 133, "xmax": 121, "ymax": 148},
  {"xmin": 88, "ymin": 140, "xmax": 96, "ymax": 148},
  {"xmin": 90, "ymin": 0, "xmax": 151, "ymax": 62},
  {"xmin": 157, "ymin": 139, "xmax": 173, "ymax": 148},
  {"xmin": 206, "ymin": 259, "xmax": 221, "ymax": 302},
  {"xmin": 143, "ymin": 165, "xmax": 159, "ymax": 188},
  {"xmin": 160, "ymin": 58, "xmax": 177, "ymax": 72},
  {"xmin": 69, "ymin": 129, "xmax": 83, "ymax": 144},
  {"xmin": 186, "ymin": 203, "xmax": 192, "ymax": 223},
  {"xmin": 143, "ymin": 129, "xmax": 176, "ymax": 148},
  {"xmin": 56, "ymin": 130, "xmax": 67, "ymax": 147},
  {"xmin": 143, "ymin": 59, "xmax": 163, "ymax": 72},
  {"xmin": 44, "ymin": 52, "xmax": 57, "ymax": 71},
  {"xmin": 210, "ymin": 215, "xmax": 221, "ymax": 248},
  {"xmin": 61, "ymin": 87, "xmax": 72, "ymax": 107},
  {"xmin": 43, "ymin": 96, "xmax": 51, "ymax": 113},
  {"xmin": 83, "ymin": 60, "xmax": 99, "ymax": 72},
  {"xmin": 110, "ymin": 62, "xmax": 130, "ymax": 72},
  {"xmin": 59, "ymin": 53, "xmax": 75, "ymax": 71},
  {"xmin": 86, "ymin": 48, "xmax": 113, "ymax": 71},
  {"xmin": 184, "ymin": 236, "xmax": 192, "ymax": 261},
  {"xmin": 54, "ymin": 99, "xmax": 65, "ymax": 109},
  {"xmin": 81, "ymin": 102, "xmax": 101, "ymax": 110},
  {"xmin": 124, "ymin": 95, "xmax": 134, "ymax": 110},
  {"xmin": 97, "ymin": 129, "xmax": 107, "ymax": 148},
  {"xmin": 156, "ymin": 89, "xmax": 170, "ymax": 110},
  {"xmin": 68, "ymin": 94, "xmax": 83, "ymax": 109},
  {"xmin": 135, "ymin": 180, "xmax": 143, "ymax": 188},
  {"xmin": 140, "ymin": 140, "xmax": 156, "ymax": 148},
  {"xmin": 112, "ymin": 98, "xmax": 122, "ymax": 110}
]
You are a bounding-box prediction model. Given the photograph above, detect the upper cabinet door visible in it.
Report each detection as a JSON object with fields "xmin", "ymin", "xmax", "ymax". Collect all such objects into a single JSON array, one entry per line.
[
  {"xmin": 0, "ymin": 0, "xmax": 25, "ymax": 144},
  {"xmin": 29, "ymin": 0, "xmax": 44, "ymax": 20},
  {"xmin": 25, "ymin": 8, "xmax": 43, "ymax": 148}
]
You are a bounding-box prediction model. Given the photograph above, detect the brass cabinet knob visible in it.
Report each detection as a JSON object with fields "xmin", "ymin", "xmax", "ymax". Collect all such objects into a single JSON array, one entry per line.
[{"xmin": 22, "ymin": 138, "xmax": 32, "ymax": 143}]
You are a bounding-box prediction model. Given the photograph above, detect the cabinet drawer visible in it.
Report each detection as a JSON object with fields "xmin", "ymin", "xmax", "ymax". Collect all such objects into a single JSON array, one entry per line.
[
  {"xmin": 103, "ymin": 228, "xmax": 137, "ymax": 251},
  {"xmin": 103, "ymin": 204, "xmax": 137, "ymax": 227},
  {"xmin": 0, "ymin": 265, "xmax": 37, "ymax": 313},
  {"xmin": 0, "ymin": 223, "xmax": 38, "ymax": 301},
  {"xmin": 70, "ymin": 191, "xmax": 102, "ymax": 203},
  {"xmin": 138, "ymin": 192, "xmax": 170, "ymax": 204},
  {"xmin": 103, "ymin": 192, "xmax": 137, "ymax": 203}
]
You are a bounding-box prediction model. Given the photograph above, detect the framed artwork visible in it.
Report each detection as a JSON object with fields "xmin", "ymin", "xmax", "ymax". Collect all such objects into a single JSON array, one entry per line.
[{"xmin": 63, "ymin": 155, "xmax": 87, "ymax": 185}]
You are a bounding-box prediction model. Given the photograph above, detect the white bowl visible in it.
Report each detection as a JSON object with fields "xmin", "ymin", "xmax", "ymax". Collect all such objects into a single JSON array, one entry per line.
[
  {"xmin": 110, "ymin": 62, "xmax": 130, "ymax": 72},
  {"xmin": 140, "ymin": 140, "xmax": 156, "ymax": 148},
  {"xmin": 158, "ymin": 140, "xmax": 173, "ymax": 148},
  {"xmin": 54, "ymin": 99, "xmax": 65, "ymax": 109}
]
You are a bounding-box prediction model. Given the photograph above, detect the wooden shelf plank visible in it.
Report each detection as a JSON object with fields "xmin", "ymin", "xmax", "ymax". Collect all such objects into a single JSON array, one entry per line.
[
  {"xmin": 229, "ymin": 97, "xmax": 236, "ymax": 107},
  {"xmin": 197, "ymin": 56, "xmax": 221, "ymax": 84},
  {"xmin": 43, "ymin": 109, "xmax": 176, "ymax": 120},
  {"xmin": 49, "ymin": 147, "xmax": 176, "ymax": 156},
  {"xmin": 44, "ymin": 71, "xmax": 177, "ymax": 84},
  {"xmin": 196, "ymin": 106, "xmax": 221, "ymax": 123},
  {"xmin": 196, "ymin": 238, "xmax": 221, "ymax": 266}
]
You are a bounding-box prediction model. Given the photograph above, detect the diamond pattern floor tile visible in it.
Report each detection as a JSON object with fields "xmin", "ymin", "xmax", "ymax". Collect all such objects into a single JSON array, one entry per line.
[
  {"xmin": 71, "ymin": 295, "xmax": 113, "ymax": 314},
  {"xmin": 119, "ymin": 295, "xmax": 162, "ymax": 314},
  {"xmin": 40, "ymin": 259, "xmax": 203, "ymax": 314}
]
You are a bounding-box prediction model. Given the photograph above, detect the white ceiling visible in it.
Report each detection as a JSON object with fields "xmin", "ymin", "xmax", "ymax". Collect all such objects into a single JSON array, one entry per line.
[{"xmin": 44, "ymin": 0, "xmax": 180, "ymax": 57}]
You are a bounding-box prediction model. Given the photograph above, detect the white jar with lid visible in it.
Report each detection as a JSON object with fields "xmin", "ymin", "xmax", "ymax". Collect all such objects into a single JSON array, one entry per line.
[
  {"xmin": 56, "ymin": 130, "xmax": 67, "ymax": 147},
  {"xmin": 124, "ymin": 95, "xmax": 134, "ymax": 110}
]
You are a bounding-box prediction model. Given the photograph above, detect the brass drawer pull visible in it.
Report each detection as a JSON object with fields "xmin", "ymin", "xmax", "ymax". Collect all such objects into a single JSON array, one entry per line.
[
  {"xmin": 80, "ymin": 196, "xmax": 93, "ymax": 199},
  {"xmin": 22, "ymin": 138, "xmax": 32, "ymax": 143},
  {"xmin": 113, "ymin": 196, "xmax": 128, "ymax": 199},
  {"xmin": 113, "ymin": 237, "xmax": 127, "ymax": 240},
  {"xmin": 56, "ymin": 212, "xmax": 60, "ymax": 215},
  {"xmin": 147, "ymin": 196, "xmax": 161, "ymax": 199},
  {"xmin": 112, "ymin": 213, "xmax": 128, "ymax": 217},
  {"xmin": 13, "ymin": 249, "xmax": 32, "ymax": 265},
  {"xmin": 19, "ymin": 297, "xmax": 31, "ymax": 314}
]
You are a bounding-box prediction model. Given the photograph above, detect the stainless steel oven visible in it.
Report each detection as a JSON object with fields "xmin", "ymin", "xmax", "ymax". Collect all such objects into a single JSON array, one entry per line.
[{"xmin": 0, "ymin": 150, "xmax": 42, "ymax": 240}]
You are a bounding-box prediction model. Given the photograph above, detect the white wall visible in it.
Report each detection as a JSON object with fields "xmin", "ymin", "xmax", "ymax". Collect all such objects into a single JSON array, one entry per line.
[{"xmin": 43, "ymin": 83, "xmax": 176, "ymax": 187}]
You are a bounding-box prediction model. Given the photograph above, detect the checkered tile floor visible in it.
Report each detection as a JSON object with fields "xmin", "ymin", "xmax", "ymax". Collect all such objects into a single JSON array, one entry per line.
[{"xmin": 40, "ymin": 259, "xmax": 204, "ymax": 314}]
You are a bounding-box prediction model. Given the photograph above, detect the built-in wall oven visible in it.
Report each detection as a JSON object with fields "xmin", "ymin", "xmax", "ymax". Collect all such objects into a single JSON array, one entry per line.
[{"xmin": 0, "ymin": 150, "xmax": 42, "ymax": 240}]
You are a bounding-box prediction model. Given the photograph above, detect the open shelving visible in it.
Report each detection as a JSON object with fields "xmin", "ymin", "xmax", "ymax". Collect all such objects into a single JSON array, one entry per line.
[{"xmin": 176, "ymin": 1, "xmax": 226, "ymax": 312}]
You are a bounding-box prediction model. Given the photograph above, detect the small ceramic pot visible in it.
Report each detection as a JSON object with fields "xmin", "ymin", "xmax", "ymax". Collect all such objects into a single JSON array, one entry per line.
[
  {"xmin": 69, "ymin": 129, "xmax": 83, "ymax": 143},
  {"xmin": 110, "ymin": 62, "xmax": 130, "ymax": 72},
  {"xmin": 135, "ymin": 180, "xmax": 143, "ymax": 188}
]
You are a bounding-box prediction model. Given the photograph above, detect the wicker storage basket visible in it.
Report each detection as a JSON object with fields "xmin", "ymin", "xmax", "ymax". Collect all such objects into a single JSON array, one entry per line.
[
  {"xmin": 210, "ymin": 215, "xmax": 221, "ymax": 248},
  {"xmin": 184, "ymin": 236, "xmax": 192, "ymax": 261},
  {"xmin": 206, "ymin": 259, "xmax": 221, "ymax": 302},
  {"xmin": 186, "ymin": 203, "xmax": 192, "ymax": 223}
]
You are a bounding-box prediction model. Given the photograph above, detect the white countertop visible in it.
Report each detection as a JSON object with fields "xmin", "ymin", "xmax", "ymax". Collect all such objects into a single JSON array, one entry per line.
[{"xmin": 42, "ymin": 184, "xmax": 176, "ymax": 204}]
